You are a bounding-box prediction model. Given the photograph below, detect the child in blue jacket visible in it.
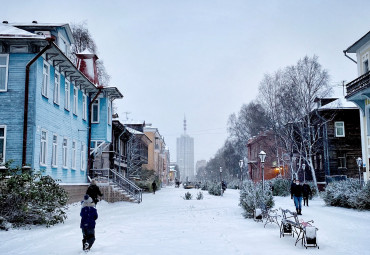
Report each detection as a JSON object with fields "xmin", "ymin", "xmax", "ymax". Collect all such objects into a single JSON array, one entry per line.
[{"xmin": 80, "ymin": 194, "xmax": 98, "ymax": 251}]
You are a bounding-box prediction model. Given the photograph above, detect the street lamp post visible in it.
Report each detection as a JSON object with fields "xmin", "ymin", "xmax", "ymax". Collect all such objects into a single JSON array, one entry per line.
[
  {"xmin": 239, "ymin": 159, "xmax": 244, "ymax": 188},
  {"xmin": 220, "ymin": 167, "xmax": 223, "ymax": 196},
  {"xmin": 302, "ymin": 163, "xmax": 306, "ymax": 183},
  {"xmin": 259, "ymin": 151, "xmax": 266, "ymax": 192},
  {"xmin": 356, "ymin": 157, "xmax": 362, "ymax": 185}
]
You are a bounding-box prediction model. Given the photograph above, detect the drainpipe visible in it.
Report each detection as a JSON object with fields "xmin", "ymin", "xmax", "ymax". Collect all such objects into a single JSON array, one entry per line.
[
  {"xmin": 22, "ymin": 38, "xmax": 54, "ymax": 167},
  {"xmin": 87, "ymin": 86, "xmax": 103, "ymax": 177},
  {"xmin": 118, "ymin": 127, "xmax": 127, "ymax": 175},
  {"xmin": 343, "ymin": 50, "xmax": 357, "ymax": 64}
]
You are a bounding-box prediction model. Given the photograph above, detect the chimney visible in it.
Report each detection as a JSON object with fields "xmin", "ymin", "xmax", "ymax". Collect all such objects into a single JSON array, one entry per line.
[{"xmin": 76, "ymin": 49, "xmax": 99, "ymax": 85}]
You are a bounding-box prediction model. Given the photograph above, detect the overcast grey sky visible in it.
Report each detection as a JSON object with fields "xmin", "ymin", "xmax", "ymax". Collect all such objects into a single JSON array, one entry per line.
[{"xmin": 2, "ymin": 0, "xmax": 370, "ymax": 163}]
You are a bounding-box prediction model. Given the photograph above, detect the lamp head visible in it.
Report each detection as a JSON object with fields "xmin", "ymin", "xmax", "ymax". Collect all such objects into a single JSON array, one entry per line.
[{"xmin": 258, "ymin": 151, "xmax": 266, "ymax": 163}]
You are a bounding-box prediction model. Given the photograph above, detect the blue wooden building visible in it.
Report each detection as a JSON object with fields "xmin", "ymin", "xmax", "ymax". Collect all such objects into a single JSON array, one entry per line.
[{"xmin": 0, "ymin": 21, "xmax": 122, "ymax": 184}]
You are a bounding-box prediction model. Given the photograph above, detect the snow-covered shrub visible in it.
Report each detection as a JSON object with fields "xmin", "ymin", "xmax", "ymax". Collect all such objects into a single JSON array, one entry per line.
[
  {"xmin": 183, "ymin": 192, "xmax": 192, "ymax": 200},
  {"xmin": 196, "ymin": 192, "xmax": 204, "ymax": 200},
  {"xmin": 307, "ymin": 181, "xmax": 318, "ymax": 198},
  {"xmin": 200, "ymin": 181, "xmax": 210, "ymax": 191},
  {"xmin": 227, "ymin": 180, "xmax": 240, "ymax": 189},
  {"xmin": 357, "ymin": 182, "xmax": 370, "ymax": 210},
  {"xmin": 239, "ymin": 180, "xmax": 274, "ymax": 218},
  {"xmin": 322, "ymin": 179, "xmax": 361, "ymax": 209},
  {"xmin": 270, "ymin": 178, "xmax": 291, "ymax": 196},
  {"xmin": 0, "ymin": 169, "xmax": 68, "ymax": 228},
  {"xmin": 208, "ymin": 182, "xmax": 222, "ymax": 196}
]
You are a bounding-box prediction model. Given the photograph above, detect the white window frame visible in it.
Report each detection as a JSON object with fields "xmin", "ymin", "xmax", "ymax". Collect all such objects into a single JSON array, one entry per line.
[
  {"xmin": 42, "ymin": 61, "xmax": 50, "ymax": 98},
  {"xmin": 40, "ymin": 129, "xmax": 48, "ymax": 166},
  {"xmin": 62, "ymin": 137, "xmax": 68, "ymax": 168},
  {"xmin": 338, "ymin": 153, "xmax": 347, "ymax": 169},
  {"xmin": 81, "ymin": 143, "xmax": 86, "ymax": 171},
  {"xmin": 108, "ymin": 99, "xmax": 112, "ymax": 125},
  {"xmin": 58, "ymin": 33, "xmax": 69, "ymax": 57},
  {"xmin": 73, "ymin": 87, "xmax": 78, "ymax": 115},
  {"xmin": 335, "ymin": 121, "xmax": 345, "ymax": 137},
  {"xmin": 82, "ymin": 94, "xmax": 87, "ymax": 120},
  {"xmin": 0, "ymin": 125, "xmax": 6, "ymax": 164},
  {"xmin": 54, "ymin": 71, "xmax": 60, "ymax": 105},
  {"xmin": 363, "ymin": 53, "xmax": 369, "ymax": 74},
  {"xmin": 52, "ymin": 134, "xmax": 58, "ymax": 167},
  {"xmin": 72, "ymin": 140, "xmax": 76, "ymax": 170},
  {"xmin": 0, "ymin": 54, "xmax": 9, "ymax": 92},
  {"xmin": 91, "ymin": 99, "xmax": 100, "ymax": 123},
  {"xmin": 64, "ymin": 79, "xmax": 70, "ymax": 110}
]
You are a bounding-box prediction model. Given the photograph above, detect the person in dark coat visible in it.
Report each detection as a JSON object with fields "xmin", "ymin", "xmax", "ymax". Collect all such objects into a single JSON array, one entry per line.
[
  {"xmin": 302, "ymin": 182, "xmax": 312, "ymax": 206},
  {"xmin": 291, "ymin": 179, "xmax": 303, "ymax": 215},
  {"xmin": 152, "ymin": 181, "xmax": 157, "ymax": 194},
  {"xmin": 80, "ymin": 195, "xmax": 98, "ymax": 251},
  {"xmin": 86, "ymin": 179, "xmax": 103, "ymax": 205}
]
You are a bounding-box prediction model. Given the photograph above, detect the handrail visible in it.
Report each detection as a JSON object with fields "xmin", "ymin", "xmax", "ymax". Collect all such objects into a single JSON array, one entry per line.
[{"xmin": 89, "ymin": 168, "xmax": 142, "ymax": 203}]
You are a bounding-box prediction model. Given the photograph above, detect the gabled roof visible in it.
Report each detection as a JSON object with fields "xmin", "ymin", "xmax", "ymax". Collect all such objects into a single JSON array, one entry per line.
[
  {"xmin": 9, "ymin": 22, "xmax": 75, "ymax": 44},
  {"xmin": 0, "ymin": 23, "xmax": 45, "ymax": 39},
  {"xmin": 344, "ymin": 30, "xmax": 370, "ymax": 53}
]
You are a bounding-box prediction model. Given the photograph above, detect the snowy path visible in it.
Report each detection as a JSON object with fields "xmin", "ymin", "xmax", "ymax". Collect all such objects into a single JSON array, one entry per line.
[{"xmin": 1, "ymin": 186, "xmax": 369, "ymax": 255}]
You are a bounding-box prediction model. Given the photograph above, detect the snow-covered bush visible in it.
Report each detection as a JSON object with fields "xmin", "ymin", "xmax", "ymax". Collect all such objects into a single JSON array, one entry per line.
[
  {"xmin": 322, "ymin": 179, "xmax": 362, "ymax": 209},
  {"xmin": 183, "ymin": 192, "xmax": 192, "ymax": 200},
  {"xmin": 357, "ymin": 182, "xmax": 370, "ymax": 210},
  {"xmin": 208, "ymin": 182, "xmax": 222, "ymax": 196},
  {"xmin": 239, "ymin": 180, "xmax": 274, "ymax": 218},
  {"xmin": 270, "ymin": 178, "xmax": 291, "ymax": 196},
  {"xmin": 0, "ymin": 169, "xmax": 68, "ymax": 228},
  {"xmin": 226, "ymin": 180, "xmax": 240, "ymax": 190},
  {"xmin": 196, "ymin": 192, "xmax": 204, "ymax": 200},
  {"xmin": 200, "ymin": 181, "xmax": 210, "ymax": 191}
]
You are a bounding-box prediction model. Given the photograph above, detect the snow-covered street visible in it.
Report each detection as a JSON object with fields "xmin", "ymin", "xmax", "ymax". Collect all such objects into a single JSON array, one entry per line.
[{"xmin": 1, "ymin": 186, "xmax": 369, "ymax": 255}]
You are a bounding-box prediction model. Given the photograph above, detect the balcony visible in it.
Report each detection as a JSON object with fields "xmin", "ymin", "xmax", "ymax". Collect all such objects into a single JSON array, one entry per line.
[{"xmin": 346, "ymin": 71, "xmax": 370, "ymax": 98}]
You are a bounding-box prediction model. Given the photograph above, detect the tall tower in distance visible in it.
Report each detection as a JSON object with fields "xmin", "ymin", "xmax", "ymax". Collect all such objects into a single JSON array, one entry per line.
[{"xmin": 176, "ymin": 116, "xmax": 195, "ymax": 182}]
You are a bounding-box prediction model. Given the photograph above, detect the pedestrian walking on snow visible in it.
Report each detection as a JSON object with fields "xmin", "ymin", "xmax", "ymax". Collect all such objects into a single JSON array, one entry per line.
[
  {"xmin": 302, "ymin": 182, "xmax": 312, "ymax": 206},
  {"xmin": 86, "ymin": 179, "xmax": 103, "ymax": 205},
  {"xmin": 152, "ymin": 181, "xmax": 157, "ymax": 194},
  {"xmin": 80, "ymin": 195, "xmax": 98, "ymax": 251},
  {"xmin": 291, "ymin": 179, "xmax": 303, "ymax": 215}
]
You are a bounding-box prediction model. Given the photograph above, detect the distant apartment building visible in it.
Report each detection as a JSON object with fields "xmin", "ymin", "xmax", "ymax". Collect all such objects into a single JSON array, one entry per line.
[{"xmin": 176, "ymin": 117, "xmax": 194, "ymax": 181}]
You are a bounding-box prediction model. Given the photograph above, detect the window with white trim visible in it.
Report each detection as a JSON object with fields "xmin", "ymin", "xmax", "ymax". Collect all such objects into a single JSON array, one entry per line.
[
  {"xmin": 54, "ymin": 71, "xmax": 60, "ymax": 105},
  {"xmin": 65, "ymin": 80, "xmax": 70, "ymax": 110},
  {"xmin": 42, "ymin": 61, "xmax": 49, "ymax": 97},
  {"xmin": 0, "ymin": 125, "xmax": 6, "ymax": 164},
  {"xmin": 81, "ymin": 143, "xmax": 86, "ymax": 170},
  {"xmin": 0, "ymin": 54, "xmax": 9, "ymax": 92},
  {"xmin": 82, "ymin": 94, "xmax": 87, "ymax": 120},
  {"xmin": 52, "ymin": 134, "xmax": 58, "ymax": 167},
  {"xmin": 40, "ymin": 129, "xmax": 48, "ymax": 166},
  {"xmin": 62, "ymin": 138, "xmax": 68, "ymax": 168},
  {"xmin": 338, "ymin": 153, "xmax": 346, "ymax": 168},
  {"xmin": 73, "ymin": 87, "xmax": 78, "ymax": 115},
  {"xmin": 363, "ymin": 53, "xmax": 369, "ymax": 74},
  {"xmin": 335, "ymin": 121, "xmax": 345, "ymax": 137},
  {"xmin": 92, "ymin": 99, "xmax": 99, "ymax": 123},
  {"xmin": 108, "ymin": 100, "xmax": 112, "ymax": 125},
  {"xmin": 72, "ymin": 140, "xmax": 76, "ymax": 169}
]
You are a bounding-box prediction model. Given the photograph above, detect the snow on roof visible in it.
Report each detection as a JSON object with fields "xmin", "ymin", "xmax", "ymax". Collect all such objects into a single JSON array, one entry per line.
[
  {"xmin": 0, "ymin": 23, "xmax": 45, "ymax": 39},
  {"xmin": 122, "ymin": 120, "xmax": 145, "ymax": 125},
  {"xmin": 318, "ymin": 85, "xmax": 357, "ymax": 110},
  {"xmin": 125, "ymin": 126, "xmax": 144, "ymax": 135}
]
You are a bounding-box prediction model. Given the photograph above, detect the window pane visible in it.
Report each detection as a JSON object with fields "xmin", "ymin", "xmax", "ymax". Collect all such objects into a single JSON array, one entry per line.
[
  {"xmin": 0, "ymin": 56, "xmax": 6, "ymax": 65},
  {"xmin": 0, "ymin": 139, "xmax": 4, "ymax": 161},
  {"xmin": 0, "ymin": 127, "xmax": 4, "ymax": 137},
  {"xmin": 92, "ymin": 104, "xmax": 98, "ymax": 122},
  {"xmin": 0, "ymin": 67, "xmax": 6, "ymax": 90}
]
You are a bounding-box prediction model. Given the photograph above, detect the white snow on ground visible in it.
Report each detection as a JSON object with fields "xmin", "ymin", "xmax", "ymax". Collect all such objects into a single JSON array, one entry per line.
[{"xmin": 1, "ymin": 186, "xmax": 370, "ymax": 255}]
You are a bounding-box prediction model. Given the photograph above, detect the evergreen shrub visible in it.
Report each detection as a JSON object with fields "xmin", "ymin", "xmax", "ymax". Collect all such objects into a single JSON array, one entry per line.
[
  {"xmin": 200, "ymin": 181, "xmax": 210, "ymax": 191},
  {"xmin": 208, "ymin": 182, "xmax": 222, "ymax": 196},
  {"xmin": 270, "ymin": 178, "xmax": 291, "ymax": 196},
  {"xmin": 196, "ymin": 192, "xmax": 204, "ymax": 200},
  {"xmin": 0, "ymin": 167, "xmax": 69, "ymax": 229},
  {"xmin": 184, "ymin": 192, "xmax": 192, "ymax": 200},
  {"xmin": 239, "ymin": 180, "xmax": 274, "ymax": 218}
]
